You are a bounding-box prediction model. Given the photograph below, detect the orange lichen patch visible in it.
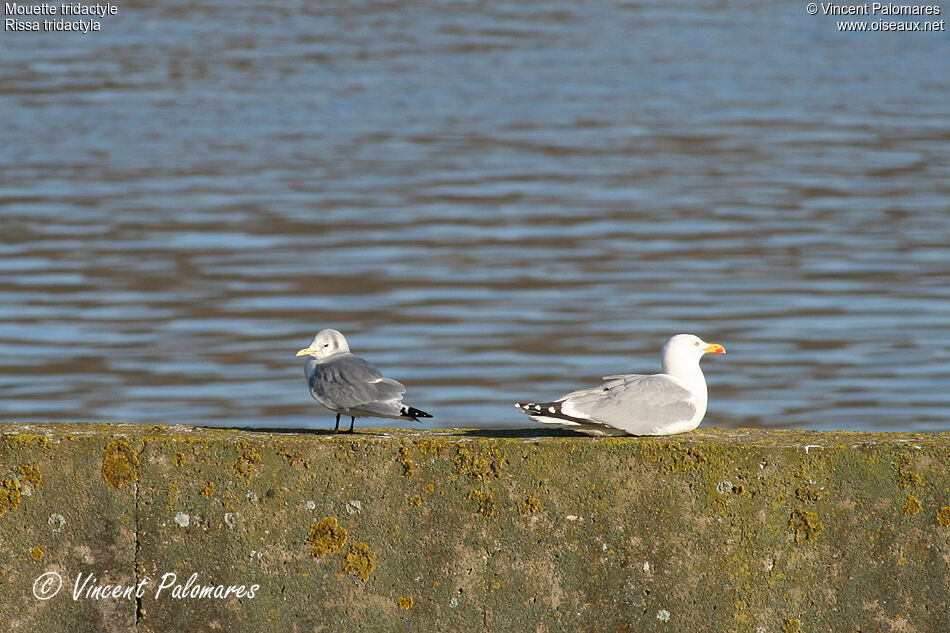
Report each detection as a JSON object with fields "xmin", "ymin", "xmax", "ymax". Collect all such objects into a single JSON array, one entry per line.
[
  {"xmin": 788, "ymin": 510, "xmax": 823, "ymax": 543},
  {"xmin": 397, "ymin": 596, "xmax": 414, "ymax": 610},
  {"xmin": 29, "ymin": 547, "xmax": 43, "ymax": 561},
  {"xmin": 397, "ymin": 445, "xmax": 417, "ymax": 478},
  {"xmin": 518, "ymin": 495, "xmax": 541, "ymax": 515},
  {"xmin": 408, "ymin": 495, "xmax": 422, "ymax": 507},
  {"xmin": 937, "ymin": 506, "xmax": 950, "ymax": 527},
  {"xmin": 233, "ymin": 440, "xmax": 262, "ymax": 478},
  {"xmin": 277, "ymin": 445, "xmax": 311, "ymax": 470},
  {"xmin": 308, "ymin": 517, "xmax": 348, "ymax": 557},
  {"xmin": 795, "ymin": 485, "xmax": 821, "ymax": 503},
  {"xmin": 101, "ymin": 440, "xmax": 139, "ymax": 488},
  {"xmin": 415, "ymin": 438, "xmax": 445, "ymax": 458},
  {"xmin": 668, "ymin": 446, "xmax": 707, "ymax": 472},
  {"xmin": 342, "ymin": 542, "xmax": 376, "ymax": 581},
  {"xmin": 467, "ymin": 489, "xmax": 497, "ymax": 517},
  {"xmin": 892, "ymin": 455, "xmax": 921, "ymax": 488},
  {"xmin": 454, "ymin": 443, "xmax": 505, "ymax": 480},
  {"xmin": 782, "ymin": 618, "xmax": 802, "ymax": 633},
  {"xmin": 199, "ymin": 482, "xmax": 215, "ymax": 497},
  {"xmin": 17, "ymin": 465, "xmax": 42, "ymax": 491},
  {"xmin": 902, "ymin": 496, "xmax": 922, "ymax": 517},
  {"xmin": 0, "ymin": 479, "xmax": 22, "ymax": 517}
]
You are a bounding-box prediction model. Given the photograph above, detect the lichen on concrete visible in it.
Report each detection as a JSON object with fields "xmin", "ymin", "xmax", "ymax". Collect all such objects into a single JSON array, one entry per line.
[
  {"xmin": 467, "ymin": 489, "xmax": 497, "ymax": 516},
  {"xmin": 782, "ymin": 618, "xmax": 802, "ymax": 633},
  {"xmin": 902, "ymin": 496, "xmax": 922, "ymax": 516},
  {"xmin": 415, "ymin": 438, "xmax": 445, "ymax": 458},
  {"xmin": 788, "ymin": 510, "xmax": 823, "ymax": 543},
  {"xmin": 396, "ymin": 444, "xmax": 417, "ymax": 477},
  {"xmin": 233, "ymin": 439, "xmax": 262, "ymax": 478},
  {"xmin": 342, "ymin": 542, "xmax": 376, "ymax": 581},
  {"xmin": 453, "ymin": 442, "xmax": 505, "ymax": 480},
  {"xmin": 667, "ymin": 444, "xmax": 707, "ymax": 472},
  {"xmin": 892, "ymin": 454, "xmax": 921, "ymax": 488},
  {"xmin": 101, "ymin": 439, "xmax": 139, "ymax": 488},
  {"xmin": 277, "ymin": 444, "xmax": 311, "ymax": 470},
  {"xmin": 0, "ymin": 478, "xmax": 21, "ymax": 516},
  {"xmin": 795, "ymin": 485, "xmax": 821, "ymax": 502},
  {"xmin": 518, "ymin": 495, "xmax": 541, "ymax": 515},
  {"xmin": 309, "ymin": 516, "xmax": 348, "ymax": 556},
  {"xmin": 17, "ymin": 464, "xmax": 42, "ymax": 491},
  {"xmin": 6, "ymin": 422, "xmax": 950, "ymax": 633}
]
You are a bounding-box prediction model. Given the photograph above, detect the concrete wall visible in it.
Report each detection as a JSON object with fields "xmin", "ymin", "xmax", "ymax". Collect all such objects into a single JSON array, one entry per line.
[{"xmin": 1, "ymin": 423, "xmax": 948, "ymax": 632}]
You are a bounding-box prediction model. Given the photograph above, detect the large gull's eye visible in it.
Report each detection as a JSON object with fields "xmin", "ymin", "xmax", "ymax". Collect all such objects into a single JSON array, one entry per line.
[{"xmin": 694, "ymin": 341, "xmax": 700, "ymax": 347}]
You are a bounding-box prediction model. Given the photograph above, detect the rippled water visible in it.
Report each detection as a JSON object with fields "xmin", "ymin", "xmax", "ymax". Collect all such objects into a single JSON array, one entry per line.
[{"xmin": 1, "ymin": 1, "xmax": 948, "ymax": 432}]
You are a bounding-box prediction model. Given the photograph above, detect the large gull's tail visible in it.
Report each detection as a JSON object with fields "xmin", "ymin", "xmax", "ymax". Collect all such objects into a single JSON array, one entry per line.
[{"xmin": 513, "ymin": 401, "xmax": 626, "ymax": 436}]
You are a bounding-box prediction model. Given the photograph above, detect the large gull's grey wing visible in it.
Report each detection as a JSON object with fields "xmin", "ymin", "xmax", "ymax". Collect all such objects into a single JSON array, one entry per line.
[
  {"xmin": 558, "ymin": 373, "xmax": 697, "ymax": 433},
  {"xmin": 307, "ymin": 354, "xmax": 406, "ymax": 412}
]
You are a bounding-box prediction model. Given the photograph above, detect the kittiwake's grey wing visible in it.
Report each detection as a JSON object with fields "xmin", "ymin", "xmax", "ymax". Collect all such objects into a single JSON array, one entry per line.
[
  {"xmin": 307, "ymin": 354, "xmax": 406, "ymax": 414},
  {"xmin": 556, "ymin": 374, "xmax": 697, "ymax": 434}
]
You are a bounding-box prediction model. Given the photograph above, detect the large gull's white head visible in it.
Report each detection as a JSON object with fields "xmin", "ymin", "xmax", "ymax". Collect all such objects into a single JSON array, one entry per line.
[
  {"xmin": 661, "ymin": 334, "xmax": 725, "ymax": 375},
  {"xmin": 296, "ymin": 329, "xmax": 351, "ymax": 360}
]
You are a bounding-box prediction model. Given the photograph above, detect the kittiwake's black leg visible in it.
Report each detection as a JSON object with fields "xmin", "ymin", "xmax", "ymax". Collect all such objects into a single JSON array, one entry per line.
[
  {"xmin": 334, "ymin": 413, "xmax": 341, "ymax": 433},
  {"xmin": 348, "ymin": 416, "xmax": 355, "ymax": 433}
]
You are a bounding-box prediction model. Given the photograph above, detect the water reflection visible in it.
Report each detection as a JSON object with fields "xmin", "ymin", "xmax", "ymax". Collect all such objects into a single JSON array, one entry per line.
[{"xmin": 0, "ymin": 1, "xmax": 948, "ymax": 432}]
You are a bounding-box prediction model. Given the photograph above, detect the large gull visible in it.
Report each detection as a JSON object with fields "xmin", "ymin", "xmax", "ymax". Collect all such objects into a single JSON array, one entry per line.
[
  {"xmin": 514, "ymin": 334, "xmax": 725, "ymax": 436},
  {"xmin": 296, "ymin": 329, "xmax": 432, "ymax": 433}
]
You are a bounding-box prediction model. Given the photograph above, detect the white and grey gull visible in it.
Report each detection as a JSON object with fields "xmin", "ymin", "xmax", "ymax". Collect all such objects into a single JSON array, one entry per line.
[
  {"xmin": 515, "ymin": 334, "xmax": 725, "ymax": 436},
  {"xmin": 297, "ymin": 329, "xmax": 432, "ymax": 433}
]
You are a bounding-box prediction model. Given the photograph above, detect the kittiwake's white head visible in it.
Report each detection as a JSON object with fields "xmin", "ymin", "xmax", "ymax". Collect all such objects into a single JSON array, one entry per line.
[{"xmin": 296, "ymin": 329, "xmax": 351, "ymax": 360}]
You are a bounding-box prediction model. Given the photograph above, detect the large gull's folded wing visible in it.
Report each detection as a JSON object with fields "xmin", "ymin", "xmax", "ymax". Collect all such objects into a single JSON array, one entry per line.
[{"xmin": 557, "ymin": 373, "xmax": 697, "ymax": 434}]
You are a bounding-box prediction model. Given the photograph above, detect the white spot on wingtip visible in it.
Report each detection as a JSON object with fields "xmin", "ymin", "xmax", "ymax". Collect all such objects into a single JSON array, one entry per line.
[{"xmin": 548, "ymin": 407, "xmax": 556, "ymax": 413}]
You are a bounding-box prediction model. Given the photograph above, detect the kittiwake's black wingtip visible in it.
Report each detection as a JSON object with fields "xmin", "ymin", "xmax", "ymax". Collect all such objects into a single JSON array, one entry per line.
[{"xmin": 402, "ymin": 406, "xmax": 433, "ymax": 420}]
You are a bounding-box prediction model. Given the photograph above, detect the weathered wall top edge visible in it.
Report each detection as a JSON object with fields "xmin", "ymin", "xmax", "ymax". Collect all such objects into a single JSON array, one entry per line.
[{"xmin": 2, "ymin": 421, "xmax": 949, "ymax": 449}]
